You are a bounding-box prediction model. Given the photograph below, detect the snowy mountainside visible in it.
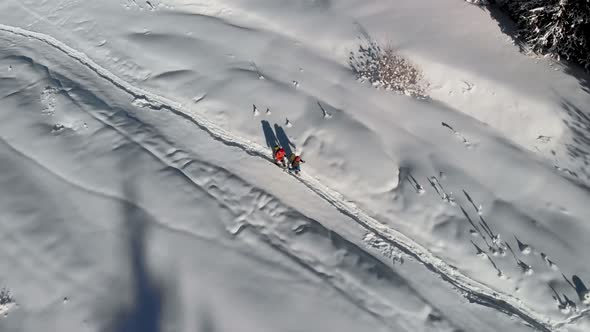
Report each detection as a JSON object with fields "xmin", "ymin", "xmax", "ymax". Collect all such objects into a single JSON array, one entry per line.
[
  {"xmin": 0, "ymin": 37, "xmax": 526, "ymax": 332},
  {"xmin": 1, "ymin": 0, "xmax": 590, "ymax": 331}
]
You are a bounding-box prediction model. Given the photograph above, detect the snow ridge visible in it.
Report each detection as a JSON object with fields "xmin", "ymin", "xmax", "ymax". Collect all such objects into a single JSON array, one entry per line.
[
  {"xmin": 46, "ymin": 82, "xmax": 452, "ymax": 331},
  {"xmin": 0, "ymin": 23, "xmax": 561, "ymax": 331}
]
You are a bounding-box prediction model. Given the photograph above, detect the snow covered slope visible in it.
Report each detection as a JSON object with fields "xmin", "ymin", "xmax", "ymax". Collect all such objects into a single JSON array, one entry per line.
[{"xmin": 1, "ymin": 0, "xmax": 590, "ymax": 331}]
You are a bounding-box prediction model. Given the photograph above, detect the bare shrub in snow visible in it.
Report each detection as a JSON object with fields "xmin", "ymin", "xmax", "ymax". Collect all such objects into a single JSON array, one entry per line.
[
  {"xmin": 349, "ymin": 40, "xmax": 428, "ymax": 98},
  {"xmin": 0, "ymin": 288, "xmax": 14, "ymax": 305},
  {"xmin": 492, "ymin": 0, "xmax": 590, "ymax": 71}
]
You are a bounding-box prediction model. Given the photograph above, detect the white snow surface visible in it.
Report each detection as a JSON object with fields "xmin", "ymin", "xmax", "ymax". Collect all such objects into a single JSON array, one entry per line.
[{"xmin": 1, "ymin": 0, "xmax": 590, "ymax": 331}]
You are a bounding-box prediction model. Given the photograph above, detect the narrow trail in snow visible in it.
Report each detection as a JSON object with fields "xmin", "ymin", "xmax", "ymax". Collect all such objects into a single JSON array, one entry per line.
[
  {"xmin": 43, "ymin": 77, "xmax": 451, "ymax": 331},
  {"xmin": 0, "ymin": 23, "xmax": 576, "ymax": 331}
]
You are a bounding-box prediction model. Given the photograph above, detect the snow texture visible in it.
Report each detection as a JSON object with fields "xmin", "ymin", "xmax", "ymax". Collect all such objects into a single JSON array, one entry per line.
[{"xmin": 1, "ymin": 0, "xmax": 590, "ymax": 331}]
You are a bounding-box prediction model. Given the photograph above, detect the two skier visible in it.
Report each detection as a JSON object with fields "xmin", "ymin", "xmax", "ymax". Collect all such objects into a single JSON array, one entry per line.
[{"xmin": 273, "ymin": 144, "xmax": 304, "ymax": 174}]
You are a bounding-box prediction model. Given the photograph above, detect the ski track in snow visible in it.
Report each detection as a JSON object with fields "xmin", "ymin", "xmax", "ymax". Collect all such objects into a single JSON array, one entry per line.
[
  {"xmin": 0, "ymin": 23, "xmax": 585, "ymax": 331},
  {"xmin": 3, "ymin": 64, "xmax": 455, "ymax": 330},
  {"xmin": 64, "ymin": 94, "xmax": 420, "ymax": 330}
]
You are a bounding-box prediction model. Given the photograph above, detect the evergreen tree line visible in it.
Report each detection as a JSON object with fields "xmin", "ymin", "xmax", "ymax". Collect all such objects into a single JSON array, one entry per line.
[{"xmin": 490, "ymin": 0, "xmax": 590, "ymax": 71}]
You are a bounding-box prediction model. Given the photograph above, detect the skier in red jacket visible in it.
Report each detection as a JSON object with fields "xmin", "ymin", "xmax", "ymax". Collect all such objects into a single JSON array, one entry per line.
[{"xmin": 273, "ymin": 145, "xmax": 287, "ymax": 167}]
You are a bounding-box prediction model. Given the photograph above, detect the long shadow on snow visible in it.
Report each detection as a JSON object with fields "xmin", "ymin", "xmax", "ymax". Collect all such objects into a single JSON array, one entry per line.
[
  {"xmin": 484, "ymin": 4, "xmax": 525, "ymax": 52},
  {"xmin": 561, "ymin": 100, "xmax": 590, "ymax": 188},
  {"xmin": 563, "ymin": 63, "xmax": 590, "ymax": 95},
  {"xmin": 57, "ymin": 66, "xmax": 216, "ymax": 331},
  {"xmin": 1, "ymin": 55, "xmax": 163, "ymax": 332},
  {"xmin": 261, "ymin": 120, "xmax": 278, "ymax": 150},
  {"xmin": 572, "ymin": 275, "xmax": 590, "ymax": 302},
  {"xmin": 261, "ymin": 120, "xmax": 295, "ymax": 158},
  {"xmin": 196, "ymin": 307, "xmax": 217, "ymax": 332},
  {"xmin": 274, "ymin": 124, "xmax": 294, "ymax": 158},
  {"xmin": 106, "ymin": 180, "xmax": 165, "ymax": 332}
]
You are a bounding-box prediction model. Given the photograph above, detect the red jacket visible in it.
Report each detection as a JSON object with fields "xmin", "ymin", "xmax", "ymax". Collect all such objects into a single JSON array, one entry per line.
[{"xmin": 275, "ymin": 148, "xmax": 286, "ymax": 160}]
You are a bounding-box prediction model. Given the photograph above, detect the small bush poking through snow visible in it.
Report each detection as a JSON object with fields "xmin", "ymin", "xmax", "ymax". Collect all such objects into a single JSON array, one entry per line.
[
  {"xmin": 349, "ymin": 40, "xmax": 428, "ymax": 98},
  {"xmin": 0, "ymin": 288, "xmax": 15, "ymax": 315},
  {"xmin": 0, "ymin": 289, "xmax": 13, "ymax": 306}
]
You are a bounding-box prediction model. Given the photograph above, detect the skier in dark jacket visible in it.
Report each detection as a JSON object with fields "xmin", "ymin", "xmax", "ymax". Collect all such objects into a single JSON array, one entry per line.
[{"xmin": 289, "ymin": 153, "xmax": 305, "ymax": 174}]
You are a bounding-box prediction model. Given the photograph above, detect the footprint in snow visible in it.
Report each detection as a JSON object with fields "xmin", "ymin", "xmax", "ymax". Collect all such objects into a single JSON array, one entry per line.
[
  {"xmin": 550, "ymin": 285, "xmax": 577, "ymax": 314},
  {"xmin": 249, "ymin": 62, "xmax": 265, "ymax": 80},
  {"xmin": 317, "ymin": 102, "xmax": 332, "ymax": 119},
  {"xmin": 536, "ymin": 135, "xmax": 552, "ymax": 144},
  {"xmin": 505, "ymin": 242, "xmax": 533, "ymax": 275},
  {"xmin": 471, "ymin": 241, "xmax": 487, "ymax": 259},
  {"xmin": 404, "ymin": 172, "xmax": 424, "ymax": 194},
  {"xmin": 51, "ymin": 121, "xmax": 88, "ymax": 134},
  {"xmin": 441, "ymin": 122, "xmax": 475, "ymax": 148},
  {"xmin": 519, "ymin": 261, "xmax": 534, "ymax": 276},
  {"xmin": 490, "ymin": 245, "xmax": 506, "ymax": 257},
  {"xmin": 514, "ymin": 235, "xmax": 532, "ymax": 255},
  {"xmin": 460, "ymin": 80, "xmax": 474, "ymax": 93},
  {"xmin": 192, "ymin": 94, "xmax": 206, "ymax": 103},
  {"xmin": 51, "ymin": 124, "xmax": 66, "ymax": 134},
  {"xmin": 124, "ymin": 0, "xmax": 161, "ymax": 11},
  {"xmin": 540, "ymin": 253, "xmax": 558, "ymax": 270}
]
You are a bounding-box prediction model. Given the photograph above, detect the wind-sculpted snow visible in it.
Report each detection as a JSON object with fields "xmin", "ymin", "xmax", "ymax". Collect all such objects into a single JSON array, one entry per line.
[
  {"xmin": 0, "ymin": 23, "xmax": 571, "ymax": 331},
  {"xmin": 87, "ymin": 93, "xmax": 459, "ymax": 332},
  {"xmin": 1, "ymin": 49, "xmax": 462, "ymax": 330}
]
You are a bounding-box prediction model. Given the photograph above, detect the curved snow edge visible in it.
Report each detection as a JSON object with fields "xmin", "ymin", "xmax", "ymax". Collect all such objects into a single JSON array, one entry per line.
[{"xmin": 0, "ymin": 23, "xmax": 571, "ymax": 331}]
